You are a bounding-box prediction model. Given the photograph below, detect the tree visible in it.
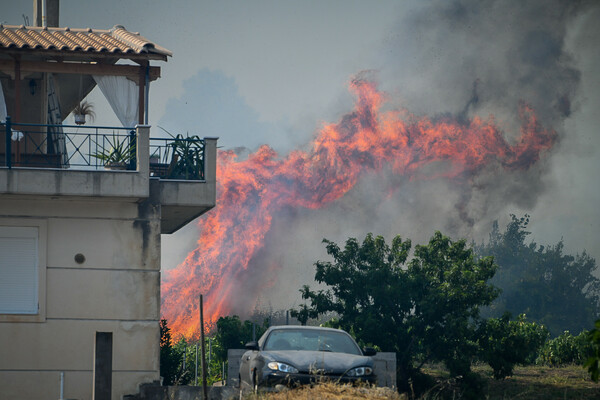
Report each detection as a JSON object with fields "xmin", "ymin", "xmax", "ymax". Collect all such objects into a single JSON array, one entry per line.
[
  {"xmin": 476, "ymin": 215, "xmax": 600, "ymax": 336},
  {"xmin": 160, "ymin": 319, "xmax": 182, "ymax": 385},
  {"xmin": 292, "ymin": 232, "xmax": 499, "ymax": 389},
  {"xmin": 214, "ymin": 315, "xmax": 268, "ymax": 362}
]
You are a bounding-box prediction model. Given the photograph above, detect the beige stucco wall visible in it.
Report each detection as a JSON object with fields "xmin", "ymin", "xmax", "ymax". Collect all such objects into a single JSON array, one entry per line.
[
  {"xmin": 0, "ymin": 195, "xmax": 162, "ymax": 400},
  {"xmin": 0, "ymin": 126, "xmax": 217, "ymax": 399}
]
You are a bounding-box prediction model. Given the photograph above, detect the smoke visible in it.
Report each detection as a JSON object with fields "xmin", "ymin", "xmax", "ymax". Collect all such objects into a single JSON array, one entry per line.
[
  {"xmin": 161, "ymin": 0, "xmax": 600, "ymax": 335},
  {"xmin": 372, "ymin": 0, "xmax": 596, "ymax": 236},
  {"xmin": 382, "ymin": 0, "xmax": 586, "ymax": 125},
  {"xmin": 246, "ymin": 0, "xmax": 598, "ymax": 311}
]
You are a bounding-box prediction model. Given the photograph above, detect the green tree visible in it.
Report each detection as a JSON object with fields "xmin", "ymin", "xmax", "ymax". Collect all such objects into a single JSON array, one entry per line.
[
  {"xmin": 292, "ymin": 232, "xmax": 499, "ymax": 390},
  {"xmin": 477, "ymin": 215, "xmax": 600, "ymax": 336},
  {"xmin": 160, "ymin": 319, "xmax": 182, "ymax": 385},
  {"xmin": 214, "ymin": 315, "xmax": 268, "ymax": 363}
]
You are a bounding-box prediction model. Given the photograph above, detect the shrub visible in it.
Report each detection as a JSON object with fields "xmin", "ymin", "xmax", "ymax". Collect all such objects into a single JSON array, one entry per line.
[
  {"xmin": 537, "ymin": 330, "xmax": 593, "ymax": 366},
  {"xmin": 584, "ymin": 320, "xmax": 600, "ymax": 381},
  {"xmin": 479, "ymin": 313, "xmax": 548, "ymax": 379}
]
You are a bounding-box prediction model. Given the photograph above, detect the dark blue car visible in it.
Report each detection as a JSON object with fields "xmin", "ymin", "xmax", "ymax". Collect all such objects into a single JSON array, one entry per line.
[{"xmin": 239, "ymin": 325, "xmax": 376, "ymax": 393}]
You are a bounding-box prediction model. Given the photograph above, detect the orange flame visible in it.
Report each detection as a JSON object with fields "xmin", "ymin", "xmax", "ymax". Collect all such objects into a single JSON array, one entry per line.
[{"xmin": 161, "ymin": 78, "xmax": 556, "ymax": 339}]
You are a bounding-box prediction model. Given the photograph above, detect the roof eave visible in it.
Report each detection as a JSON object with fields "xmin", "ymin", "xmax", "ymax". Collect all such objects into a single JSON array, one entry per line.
[{"xmin": 0, "ymin": 47, "xmax": 168, "ymax": 62}]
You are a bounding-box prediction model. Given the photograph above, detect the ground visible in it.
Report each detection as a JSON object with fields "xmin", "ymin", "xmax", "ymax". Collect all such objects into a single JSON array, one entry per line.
[
  {"xmin": 241, "ymin": 365, "xmax": 600, "ymax": 400},
  {"xmin": 475, "ymin": 365, "xmax": 599, "ymax": 400}
]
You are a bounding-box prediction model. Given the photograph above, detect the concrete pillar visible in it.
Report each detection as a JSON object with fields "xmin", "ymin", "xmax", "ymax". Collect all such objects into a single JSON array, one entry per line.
[
  {"xmin": 92, "ymin": 332, "xmax": 113, "ymax": 400},
  {"xmin": 203, "ymin": 137, "xmax": 218, "ymax": 183},
  {"xmin": 136, "ymin": 125, "xmax": 150, "ymax": 178}
]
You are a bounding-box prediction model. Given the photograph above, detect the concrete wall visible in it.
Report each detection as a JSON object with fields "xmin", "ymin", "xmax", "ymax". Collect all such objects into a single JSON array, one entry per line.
[
  {"xmin": 0, "ymin": 126, "xmax": 217, "ymax": 399},
  {"xmin": 0, "ymin": 194, "xmax": 162, "ymax": 400}
]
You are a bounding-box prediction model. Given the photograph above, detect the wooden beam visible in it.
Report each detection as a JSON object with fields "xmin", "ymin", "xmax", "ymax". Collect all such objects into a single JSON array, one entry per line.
[{"xmin": 0, "ymin": 60, "xmax": 161, "ymax": 81}]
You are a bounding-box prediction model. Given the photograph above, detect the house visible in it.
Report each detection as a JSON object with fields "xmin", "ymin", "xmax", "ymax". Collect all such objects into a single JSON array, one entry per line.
[{"xmin": 0, "ymin": 2, "xmax": 217, "ymax": 399}]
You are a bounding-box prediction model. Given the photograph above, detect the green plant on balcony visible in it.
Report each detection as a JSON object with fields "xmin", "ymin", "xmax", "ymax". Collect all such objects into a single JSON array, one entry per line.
[
  {"xmin": 91, "ymin": 133, "xmax": 135, "ymax": 169},
  {"xmin": 158, "ymin": 127, "xmax": 204, "ymax": 180},
  {"xmin": 167, "ymin": 133, "xmax": 204, "ymax": 180}
]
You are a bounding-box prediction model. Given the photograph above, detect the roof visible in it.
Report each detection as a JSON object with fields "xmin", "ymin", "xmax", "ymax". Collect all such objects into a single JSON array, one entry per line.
[{"xmin": 0, "ymin": 24, "xmax": 172, "ymax": 61}]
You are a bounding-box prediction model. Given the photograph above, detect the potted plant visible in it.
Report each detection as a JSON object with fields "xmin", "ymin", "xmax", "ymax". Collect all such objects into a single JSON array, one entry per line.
[
  {"xmin": 167, "ymin": 133, "xmax": 204, "ymax": 180},
  {"xmin": 158, "ymin": 127, "xmax": 205, "ymax": 180},
  {"xmin": 73, "ymin": 100, "xmax": 95, "ymax": 125},
  {"xmin": 91, "ymin": 133, "xmax": 136, "ymax": 170}
]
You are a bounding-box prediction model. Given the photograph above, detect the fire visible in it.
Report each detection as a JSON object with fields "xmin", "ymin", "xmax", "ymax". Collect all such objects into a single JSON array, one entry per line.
[{"xmin": 161, "ymin": 77, "xmax": 557, "ymax": 339}]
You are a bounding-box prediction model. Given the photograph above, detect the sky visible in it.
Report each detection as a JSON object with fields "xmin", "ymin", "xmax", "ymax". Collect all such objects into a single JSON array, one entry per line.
[{"xmin": 3, "ymin": 1, "xmax": 600, "ymax": 309}]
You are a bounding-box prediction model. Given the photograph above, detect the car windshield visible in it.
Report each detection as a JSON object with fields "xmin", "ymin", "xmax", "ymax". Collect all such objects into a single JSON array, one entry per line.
[{"xmin": 263, "ymin": 329, "xmax": 362, "ymax": 355}]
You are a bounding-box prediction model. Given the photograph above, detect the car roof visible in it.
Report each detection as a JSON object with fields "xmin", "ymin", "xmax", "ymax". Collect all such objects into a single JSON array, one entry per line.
[{"xmin": 267, "ymin": 325, "xmax": 345, "ymax": 331}]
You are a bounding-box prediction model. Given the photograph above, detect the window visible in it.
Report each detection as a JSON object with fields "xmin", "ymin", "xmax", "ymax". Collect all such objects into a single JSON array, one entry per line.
[{"xmin": 0, "ymin": 226, "xmax": 39, "ymax": 314}]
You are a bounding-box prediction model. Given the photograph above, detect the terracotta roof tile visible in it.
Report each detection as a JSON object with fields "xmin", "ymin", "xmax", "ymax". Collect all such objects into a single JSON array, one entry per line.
[{"xmin": 0, "ymin": 24, "xmax": 172, "ymax": 59}]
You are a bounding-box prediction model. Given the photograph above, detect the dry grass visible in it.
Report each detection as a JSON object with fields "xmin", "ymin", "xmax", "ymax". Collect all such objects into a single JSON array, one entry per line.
[
  {"xmin": 245, "ymin": 382, "xmax": 403, "ymax": 399},
  {"xmin": 476, "ymin": 365, "xmax": 600, "ymax": 400},
  {"xmin": 242, "ymin": 366, "xmax": 600, "ymax": 400}
]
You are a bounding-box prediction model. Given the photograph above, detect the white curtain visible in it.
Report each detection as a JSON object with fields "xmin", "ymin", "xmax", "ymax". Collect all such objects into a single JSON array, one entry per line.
[
  {"xmin": 0, "ymin": 80, "xmax": 7, "ymax": 123},
  {"xmin": 93, "ymin": 75, "xmax": 139, "ymax": 128}
]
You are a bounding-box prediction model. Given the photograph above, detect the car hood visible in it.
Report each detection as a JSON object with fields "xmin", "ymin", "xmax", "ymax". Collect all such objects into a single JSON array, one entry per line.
[{"xmin": 261, "ymin": 350, "xmax": 373, "ymax": 374}]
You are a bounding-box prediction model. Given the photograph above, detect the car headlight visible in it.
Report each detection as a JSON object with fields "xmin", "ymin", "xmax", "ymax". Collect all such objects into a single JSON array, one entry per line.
[
  {"xmin": 346, "ymin": 366, "xmax": 373, "ymax": 377},
  {"xmin": 267, "ymin": 362, "xmax": 299, "ymax": 374}
]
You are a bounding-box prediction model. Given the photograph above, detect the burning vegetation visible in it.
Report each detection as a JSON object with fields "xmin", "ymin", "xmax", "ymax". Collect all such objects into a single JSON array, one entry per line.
[{"xmin": 161, "ymin": 78, "xmax": 557, "ymax": 339}]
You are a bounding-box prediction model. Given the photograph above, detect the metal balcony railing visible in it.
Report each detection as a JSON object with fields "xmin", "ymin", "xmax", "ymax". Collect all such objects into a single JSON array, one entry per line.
[
  {"xmin": 0, "ymin": 116, "xmax": 205, "ymax": 181},
  {"xmin": 1, "ymin": 116, "xmax": 136, "ymax": 171}
]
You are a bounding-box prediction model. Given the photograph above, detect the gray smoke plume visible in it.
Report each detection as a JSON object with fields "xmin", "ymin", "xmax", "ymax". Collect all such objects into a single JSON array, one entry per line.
[
  {"xmin": 245, "ymin": 0, "xmax": 600, "ymax": 314},
  {"xmin": 381, "ymin": 0, "xmax": 589, "ymax": 128}
]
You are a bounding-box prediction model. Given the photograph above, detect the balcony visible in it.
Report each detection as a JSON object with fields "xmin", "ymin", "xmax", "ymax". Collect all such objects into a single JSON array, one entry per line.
[{"xmin": 0, "ymin": 117, "xmax": 217, "ymax": 233}]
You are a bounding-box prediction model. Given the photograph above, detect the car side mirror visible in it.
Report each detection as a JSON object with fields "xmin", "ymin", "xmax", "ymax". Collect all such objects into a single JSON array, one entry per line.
[
  {"xmin": 245, "ymin": 341, "xmax": 259, "ymax": 351},
  {"xmin": 363, "ymin": 347, "xmax": 377, "ymax": 356}
]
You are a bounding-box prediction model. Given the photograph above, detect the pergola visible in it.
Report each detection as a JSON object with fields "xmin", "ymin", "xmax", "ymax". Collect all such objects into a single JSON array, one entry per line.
[{"xmin": 0, "ymin": 24, "xmax": 171, "ymax": 126}]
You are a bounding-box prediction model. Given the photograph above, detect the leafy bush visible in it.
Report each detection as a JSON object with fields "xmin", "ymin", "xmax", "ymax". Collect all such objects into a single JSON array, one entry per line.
[
  {"xmin": 214, "ymin": 315, "xmax": 268, "ymax": 362},
  {"xmin": 537, "ymin": 330, "xmax": 592, "ymax": 366},
  {"xmin": 478, "ymin": 313, "xmax": 549, "ymax": 379},
  {"xmin": 160, "ymin": 319, "xmax": 234, "ymax": 386},
  {"xmin": 584, "ymin": 320, "xmax": 600, "ymax": 381},
  {"xmin": 172, "ymin": 337, "xmax": 230, "ymax": 386}
]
